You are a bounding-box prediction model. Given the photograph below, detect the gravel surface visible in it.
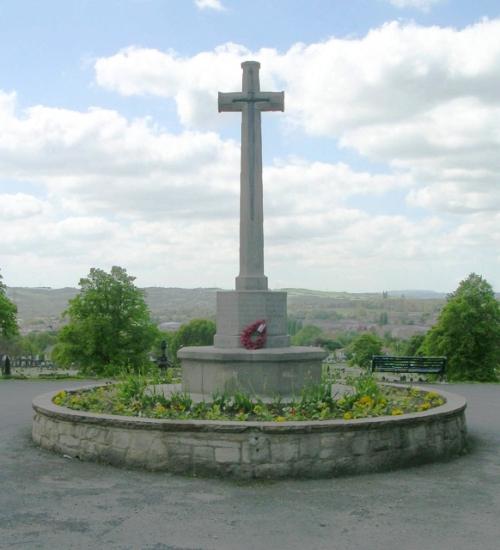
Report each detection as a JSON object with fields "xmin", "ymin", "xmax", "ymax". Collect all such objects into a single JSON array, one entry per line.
[{"xmin": 0, "ymin": 380, "xmax": 499, "ymax": 550}]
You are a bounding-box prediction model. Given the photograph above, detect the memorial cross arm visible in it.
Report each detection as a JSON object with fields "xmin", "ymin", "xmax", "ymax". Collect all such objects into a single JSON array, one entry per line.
[{"xmin": 218, "ymin": 91, "xmax": 284, "ymax": 112}]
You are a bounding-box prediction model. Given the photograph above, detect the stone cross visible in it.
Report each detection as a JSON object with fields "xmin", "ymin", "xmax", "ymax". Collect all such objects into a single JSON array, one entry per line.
[{"xmin": 218, "ymin": 61, "xmax": 284, "ymax": 291}]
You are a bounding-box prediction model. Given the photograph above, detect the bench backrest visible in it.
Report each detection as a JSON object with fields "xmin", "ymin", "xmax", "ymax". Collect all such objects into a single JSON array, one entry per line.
[{"xmin": 371, "ymin": 355, "xmax": 446, "ymax": 374}]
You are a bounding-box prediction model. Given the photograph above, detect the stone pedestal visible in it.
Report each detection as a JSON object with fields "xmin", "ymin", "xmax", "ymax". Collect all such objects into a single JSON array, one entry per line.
[
  {"xmin": 178, "ymin": 288, "xmax": 326, "ymax": 399},
  {"xmin": 179, "ymin": 345, "xmax": 326, "ymax": 398},
  {"xmin": 214, "ymin": 290, "xmax": 290, "ymax": 348}
]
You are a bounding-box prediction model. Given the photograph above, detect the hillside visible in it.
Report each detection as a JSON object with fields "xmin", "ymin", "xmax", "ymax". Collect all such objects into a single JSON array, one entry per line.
[{"xmin": 6, "ymin": 286, "xmax": 446, "ymax": 338}]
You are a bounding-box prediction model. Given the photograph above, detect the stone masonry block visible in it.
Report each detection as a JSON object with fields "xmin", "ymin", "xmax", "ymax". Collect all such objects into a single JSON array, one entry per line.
[
  {"xmin": 215, "ymin": 445, "xmax": 241, "ymax": 463},
  {"xmin": 242, "ymin": 434, "xmax": 271, "ymax": 464},
  {"xmin": 270, "ymin": 438, "xmax": 299, "ymax": 463},
  {"xmin": 299, "ymin": 435, "xmax": 321, "ymax": 459},
  {"xmin": 193, "ymin": 445, "xmax": 215, "ymax": 462}
]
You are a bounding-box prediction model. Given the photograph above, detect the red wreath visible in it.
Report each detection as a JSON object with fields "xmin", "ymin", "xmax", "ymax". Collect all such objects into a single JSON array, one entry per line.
[{"xmin": 240, "ymin": 319, "xmax": 267, "ymax": 350}]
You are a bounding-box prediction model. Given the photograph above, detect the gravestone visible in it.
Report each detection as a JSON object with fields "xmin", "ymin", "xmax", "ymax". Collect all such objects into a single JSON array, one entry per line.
[{"xmin": 179, "ymin": 61, "xmax": 326, "ymax": 398}]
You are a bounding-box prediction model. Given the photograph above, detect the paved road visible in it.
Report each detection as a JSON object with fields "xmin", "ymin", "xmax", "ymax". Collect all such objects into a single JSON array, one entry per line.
[{"xmin": 0, "ymin": 380, "xmax": 499, "ymax": 550}]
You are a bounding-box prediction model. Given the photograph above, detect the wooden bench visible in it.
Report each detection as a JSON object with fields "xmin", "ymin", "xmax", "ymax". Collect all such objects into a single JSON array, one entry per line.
[{"xmin": 371, "ymin": 355, "xmax": 446, "ymax": 380}]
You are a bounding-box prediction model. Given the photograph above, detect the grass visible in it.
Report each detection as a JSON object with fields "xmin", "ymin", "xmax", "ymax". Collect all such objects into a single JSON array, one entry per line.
[{"xmin": 53, "ymin": 374, "xmax": 446, "ymax": 422}]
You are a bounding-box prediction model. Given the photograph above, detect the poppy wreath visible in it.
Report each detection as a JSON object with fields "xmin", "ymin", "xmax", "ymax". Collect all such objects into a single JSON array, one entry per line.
[{"xmin": 240, "ymin": 319, "xmax": 267, "ymax": 350}]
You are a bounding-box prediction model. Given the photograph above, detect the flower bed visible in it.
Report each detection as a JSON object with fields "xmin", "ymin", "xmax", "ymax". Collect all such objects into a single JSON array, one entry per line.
[
  {"xmin": 33, "ymin": 383, "xmax": 466, "ymax": 479},
  {"xmin": 53, "ymin": 375, "xmax": 445, "ymax": 422}
]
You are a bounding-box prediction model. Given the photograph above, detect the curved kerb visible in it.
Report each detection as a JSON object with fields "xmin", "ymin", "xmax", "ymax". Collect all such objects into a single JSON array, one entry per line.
[{"xmin": 32, "ymin": 385, "xmax": 467, "ymax": 479}]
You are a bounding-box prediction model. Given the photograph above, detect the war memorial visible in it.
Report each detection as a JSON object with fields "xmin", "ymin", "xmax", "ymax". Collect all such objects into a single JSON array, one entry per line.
[{"xmin": 31, "ymin": 62, "xmax": 467, "ymax": 479}]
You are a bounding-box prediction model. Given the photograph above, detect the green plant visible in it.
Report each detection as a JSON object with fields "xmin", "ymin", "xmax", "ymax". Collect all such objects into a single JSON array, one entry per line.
[
  {"xmin": 52, "ymin": 266, "xmax": 159, "ymax": 375},
  {"xmin": 55, "ymin": 374, "xmax": 447, "ymax": 421},
  {"xmin": 348, "ymin": 333, "xmax": 383, "ymax": 368},
  {"xmin": 291, "ymin": 325, "xmax": 323, "ymax": 346},
  {"xmin": 170, "ymin": 319, "xmax": 216, "ymax": 367},
  {"xmin": 0, "ymin": 270, "xmax": 18, "ymax": 339},
  {"xmin": 421, "ymin": 273, "xmax": 500, "ymax": 381}
]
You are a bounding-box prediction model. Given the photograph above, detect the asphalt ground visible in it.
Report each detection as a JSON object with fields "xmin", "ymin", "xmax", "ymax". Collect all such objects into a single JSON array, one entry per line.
[{"xmin": 0, "ymin": 380, "xmax": 499, "ymax": 550}]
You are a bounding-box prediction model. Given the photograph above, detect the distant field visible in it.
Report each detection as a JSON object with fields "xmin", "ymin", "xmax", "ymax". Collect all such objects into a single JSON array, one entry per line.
[{"xmin": 7, "ymin": 286, "xmax": 447, "ymax": 337}]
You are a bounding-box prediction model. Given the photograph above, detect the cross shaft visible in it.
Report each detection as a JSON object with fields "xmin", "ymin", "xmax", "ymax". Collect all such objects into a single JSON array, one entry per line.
[{"xmin": 218, "ymin": 61, "xmax": 284, "ymax": 291}]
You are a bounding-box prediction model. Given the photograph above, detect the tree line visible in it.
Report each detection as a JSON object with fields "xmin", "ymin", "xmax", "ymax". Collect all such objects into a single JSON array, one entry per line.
[{"xmin": 1, "ymin": 268, "xmax": 499, "ymax": 381}]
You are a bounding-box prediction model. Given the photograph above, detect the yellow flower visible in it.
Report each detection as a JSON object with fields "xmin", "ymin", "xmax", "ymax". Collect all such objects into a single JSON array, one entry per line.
[
  {"xmin": 53, "ymin": 391, "xmax": 67, "ymax": 405},
  {"xmin": 153, "ymin": 403, "xmax": 167, "ymax": 415},
  {"xmin": 357, "ymin": 395, "xmax": 374, "ymax": 407},
  {"xmin": 391, "ymin": 408, "xmax": 403, "ymax": 416},
  {"xmin": 69, "ymin": 396, "xmax": 82, "ymax": 408},
  {"xmin": 425, "ymin": 391, "xmax": 440, "ymax": 400},
  {"xmin": 343, "ymin": 411, "xmax": 353, "ymax": 420},
  {"xmin": 419, "ymin": 401, "xmax": 431, "ymax": 411},
  {"xmin": 274, "ymin": 416, "xmax": 286, "ymax": 422},
  {"xmin": 113, "ymin": 403, "xmax": 125, "ymax": 413}
]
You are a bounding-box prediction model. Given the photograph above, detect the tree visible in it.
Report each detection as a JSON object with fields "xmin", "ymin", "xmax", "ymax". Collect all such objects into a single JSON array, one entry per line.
[
  {"xmin": 402, "ymin": 334, "xmax": 426, "ymax": 356},
  {"xmin": 378, "ymin": 312, "xmax": 389, "ymax": 326},
  {"xmin": 0, "ymin": 271, "xmax": 18, "ymax": 339},
  {"xmin": 291, "ymin": 325, "xmax": 323, "ymax": 346},
  {"xmin": 53, "ymin": 266, "xmax": 159, "ymax": 374},
  {"xmin": 420, "ymin": 273, "xmax": 500, "ymax": 381},
  {"xmin": 287, "ymin": 317, "xmax": 303, "ymax": 336},
  {"xmin": 170, "ymin": 319, "xmax": 216, "ymax": 366},
  {"xmin": 348, "ymin": 333, "xmax": 383, "ymax": 369},
  {"xmin": 315, "ymin": 337, "xmax": 342, "ymax": 352}
]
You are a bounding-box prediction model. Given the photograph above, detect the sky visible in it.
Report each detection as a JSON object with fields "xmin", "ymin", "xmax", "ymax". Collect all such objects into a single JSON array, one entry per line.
[{"xmin": 1, "ymin": 0, "xmax": 500, "ymax": 292}]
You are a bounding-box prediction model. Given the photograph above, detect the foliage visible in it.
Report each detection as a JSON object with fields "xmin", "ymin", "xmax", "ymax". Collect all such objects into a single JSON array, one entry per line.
[
  {"xmin": 291, "ymin": 324, "xmax": 323, "ymax": 346},
  {"xmin": 52, "ymin": 266, "xmax": 159, "ymax": 375},
  {"xmin": 378, "ymin": 311, "xmax": 389, "ymax": 325},
  {"xmin": 0, "ymin": 329, "xmax": 58, "ymax": 365},
  {"xmin": 54, "ymin": 374, "xmax": 446, "ymax": 421},
  {"xmin": 315, "ymin": 337, "xmax": 342, "ymax": 352},
  {"xmin": 0, "ymin": 271, "xmax": 18, "ymax": 339},
  {"xmin": 334, "ymin": 330, "xmax": 358, "ymax": 348},
  {"xmin": 401, "ymin": 334, "xmax": 426, "ymax": 356},
  {"xmin": 420, "ymin": 273, "xmax": 500, "ymax": 381},
  {"xmin": 170, "ymin": 318, "xmax": 216, "ymax": 366},
  {"xmin": 287, "ymin": 317, "xmax": 303, "ymax": 336},
  {"xmin": 348, "ymin": 332, "xmax": 384, "ymax": 368}
]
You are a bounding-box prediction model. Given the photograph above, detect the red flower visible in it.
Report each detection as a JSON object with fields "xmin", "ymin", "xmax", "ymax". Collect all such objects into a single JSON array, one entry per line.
[{"xmin": 240, "ymin": 320, "xmax": 267, "ymax": 350}]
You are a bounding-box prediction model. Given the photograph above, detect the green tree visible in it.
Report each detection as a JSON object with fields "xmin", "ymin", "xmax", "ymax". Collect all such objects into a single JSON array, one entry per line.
[
  {"xmin": 421, "ymin": 273, "xmax": 500, "ymax": 381},
  {"xmin": 402, "ymin": 334, "xmax": 426, "ymax": 356},
  {"xmin": 170, "ymin": 319, "xmax": 216, "ymax": 366},
  {"xmin": 378, "ymin": 311, "xmax": 389, "ymax": 325},
  {"xmin": 348, "ymin": 333, "xmax": 383, "ymax": 368},
  {"xmin": 0, "ymin": 271, "xmax": 18, "ymax": 339},
  {"xmin": 315, "ymin": 337, "xmax": 342, "ymax": 352},
  {"xmin": 287, "ymin": 317, "xmax": 303, "ymax": 336},
  {"xmin": 53, "ymin": 266, "xmax": 159, "ymax": 374},
  {"xmin": 291, "ymin": 324, "xmax": 323, "ymax": 346}
]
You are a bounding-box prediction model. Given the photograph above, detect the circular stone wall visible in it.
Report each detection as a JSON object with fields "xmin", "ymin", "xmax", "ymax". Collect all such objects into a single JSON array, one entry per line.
[{"xmin": 32, "ymin": 386, "xmax": 467, "ymax": 479}]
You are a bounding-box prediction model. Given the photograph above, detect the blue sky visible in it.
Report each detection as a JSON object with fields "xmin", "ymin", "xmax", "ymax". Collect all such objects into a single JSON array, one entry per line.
[{"xmin": 1, "ymin": 0, "xmax": 500, "ymax": 292}]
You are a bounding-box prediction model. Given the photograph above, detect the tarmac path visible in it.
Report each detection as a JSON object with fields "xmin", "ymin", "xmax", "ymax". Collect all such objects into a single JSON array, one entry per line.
[{"xmin": 0, "ymin": 380, "xmax": 499, "ymax": 550}]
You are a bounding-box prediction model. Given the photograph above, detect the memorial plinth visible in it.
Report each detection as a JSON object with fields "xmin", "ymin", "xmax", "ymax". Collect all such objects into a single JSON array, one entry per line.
[{"xmin": 179, "ymin": 61, "xmax": 326, "ymax": 398}]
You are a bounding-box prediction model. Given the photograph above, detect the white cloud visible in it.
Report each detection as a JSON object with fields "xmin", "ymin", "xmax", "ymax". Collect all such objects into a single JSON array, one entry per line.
[
  {"xmin": 0, "ymin": 193, "xmax": 46, "ymax": 219},
  {"xmin": 0, "ymin": 91, "xmax": 241, "ymax": 219},
  {"xmin": 3, "ymin": 18, "xmax": 500, "ymax": 290},
  {"xmin": 1, "ymin": 90, "xmax": 426, "ymax": 289},
  {"xmin": 93, "ymin": 19, "xmax": 500, "ymax": 216},
  {"xmin": 388, "ymin": 0, "xmax": 443, "ymax": 12},
  {"xmin": 194, "ymin": 0, "xmax": 225, "ymax": 11}
]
